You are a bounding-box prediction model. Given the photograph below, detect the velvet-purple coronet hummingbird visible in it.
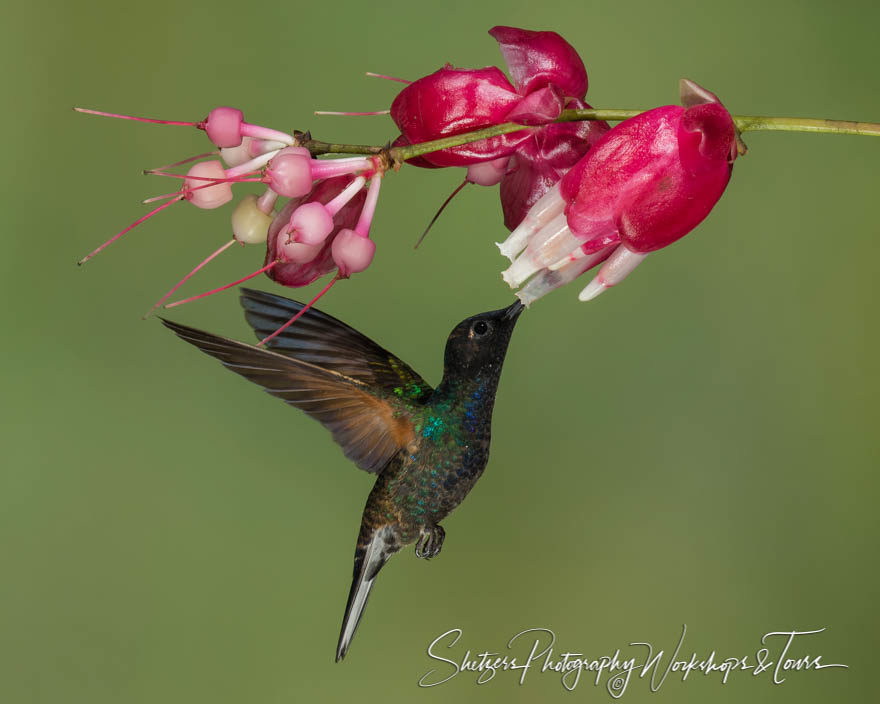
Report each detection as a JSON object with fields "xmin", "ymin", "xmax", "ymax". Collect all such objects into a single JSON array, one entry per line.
[{"xmin": 161, "ymin": 288, "xmax": 523, "ymax": 660}]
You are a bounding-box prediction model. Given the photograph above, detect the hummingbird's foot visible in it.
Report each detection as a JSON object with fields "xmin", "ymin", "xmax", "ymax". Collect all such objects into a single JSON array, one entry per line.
[{"xmin": 414, "ymin": 524, "xmax": 445, "ymax": 559}]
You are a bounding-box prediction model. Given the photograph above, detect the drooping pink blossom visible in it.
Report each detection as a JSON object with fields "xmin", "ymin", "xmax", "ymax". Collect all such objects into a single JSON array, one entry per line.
[
  {"xmin": 499, "ymin": 79, "xmax": 741, "ymax": 304},
  {"xmin": 331, "ymin": 173, "xmax": 382, "ymax": 276}
]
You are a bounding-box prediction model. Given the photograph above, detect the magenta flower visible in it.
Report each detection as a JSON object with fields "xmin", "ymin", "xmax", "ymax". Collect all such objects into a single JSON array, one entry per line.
[
  {"xmin": 391, "ymin": 65, "xmax": 527, "ymax": 167},
  {"xmin": 390, "ymin": 26, "xmax": 589, "ymax": 166},
  {"xmin": 389, "ymin": 26, "xmax": 608, "ymax": 230},
  {"xmin": 499, "ymin": 79, "xmax": 740, "ymax": 304},
  {"xmin": 499, "ymin": 98, "xmax": 607, "ymax": 230},
  {"xmin": 489, "ymin": 25, "xmax": 588, "ymax": 97}
]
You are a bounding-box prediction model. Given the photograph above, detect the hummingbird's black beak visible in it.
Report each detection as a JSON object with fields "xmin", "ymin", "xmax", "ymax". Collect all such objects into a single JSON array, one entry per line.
[{"xmin": 502, "ymin": 299, "xmax": 525, "ymax": 321}]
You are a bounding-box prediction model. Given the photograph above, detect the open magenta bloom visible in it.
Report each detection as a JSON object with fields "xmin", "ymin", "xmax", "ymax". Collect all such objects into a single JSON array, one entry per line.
[
  {"xmin": 391, "ymin": 65, "xmax": 526, "ymax": 167},
  {"xmin": 499, "ymin": 79, "xmax": 741, "ymax": 304},
  {"xmin": 390, "ymin": 26, "xmax": 608, "ymax": 230},
  {"xmin": 390, "ymin": 26, "xmax": 590, "ymax": 166}
]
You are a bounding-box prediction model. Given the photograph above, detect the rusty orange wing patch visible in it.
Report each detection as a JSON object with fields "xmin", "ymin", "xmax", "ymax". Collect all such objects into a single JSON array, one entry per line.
[{"xmin": 161, "ymin": 318, "xmax": 425, "ymax": 474}]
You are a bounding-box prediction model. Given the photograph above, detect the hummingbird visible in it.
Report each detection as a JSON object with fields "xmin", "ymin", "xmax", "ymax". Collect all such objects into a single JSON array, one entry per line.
[{"xmin": 161, "ymin": 288, "xmax": 524, "ymax": 661}]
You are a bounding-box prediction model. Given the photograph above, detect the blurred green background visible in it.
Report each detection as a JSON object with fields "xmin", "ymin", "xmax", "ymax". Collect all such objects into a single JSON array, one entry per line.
[{"xmin": 2, "ymin": 0, "xmax": 877, "ymax": 701}]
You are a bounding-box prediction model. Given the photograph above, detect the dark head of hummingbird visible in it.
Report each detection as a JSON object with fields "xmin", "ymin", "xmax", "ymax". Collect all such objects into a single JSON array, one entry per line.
[
  {"xmin": 442, "ymin": 301, "xmax": 524, "ymax": 379},
  {"xmin": 160, "ymin": 289, "xmax": 524, "ymax": 662},
  {"xmin": 431, "ymin": 300, "xmax": 524, "ymax": 428}
]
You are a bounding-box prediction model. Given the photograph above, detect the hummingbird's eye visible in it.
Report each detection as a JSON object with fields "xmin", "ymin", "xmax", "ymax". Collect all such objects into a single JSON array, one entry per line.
[{"xmin": 471, "ymin": 320, "xmax": 491, "ymax": 337}]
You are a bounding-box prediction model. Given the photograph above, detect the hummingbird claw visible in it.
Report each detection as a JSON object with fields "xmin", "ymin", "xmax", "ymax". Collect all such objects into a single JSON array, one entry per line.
[{"xmin": 414, "ymin": 524, "xmax": 445, "ymax": 559}]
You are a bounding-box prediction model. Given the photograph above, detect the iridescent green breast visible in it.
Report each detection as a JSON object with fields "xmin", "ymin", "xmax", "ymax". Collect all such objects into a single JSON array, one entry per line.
[{"xmin": 381, "ymin": 377, "xmax": 495, "ymax": 535}]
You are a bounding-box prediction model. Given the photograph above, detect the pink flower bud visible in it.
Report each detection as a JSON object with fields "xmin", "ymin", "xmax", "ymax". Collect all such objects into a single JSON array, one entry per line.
[
  {"xmin": 231, "ymin": 194, "xmax": 273, "ymax": 244},
  {"xmin": 332, "ymin": 229, "xmax": 376, "ymax": 276},
  {"xmin": 466, "ymin": 157, "xmax": 510, "ymax": 186},
  {"xmin": 266, "ymin": 147, "xmax": 313, "ymax": 198},
  {"xmin": 287, "ymin": 201, "xmax": 334, "ymax": 245},
  {"xmin": 203, "ymin": 107, "xmax": 296, "ymax": 149},
  {"xmin": 276, "ymin": 237, "xmax": 322, "ymax": 264},
  {"xmin": 184, "ymin": 161, "xmax": 233, "ymax": 209},
  {"xmin": 204, "ymin": 107, "xmax": 244, "ymax": 148}
]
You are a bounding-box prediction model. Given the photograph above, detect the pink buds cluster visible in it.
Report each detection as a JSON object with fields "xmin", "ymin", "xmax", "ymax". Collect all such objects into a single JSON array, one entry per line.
[
  {"xmin": 76, "ymin": 106, "xmax": 384, "ymax": 324},
  {"xmin": 267, "ymin": 174, "xmax": 379, "ymax": 287},
  {"xmin": 498, "ymin": 79, "xmax": 741, "ymax": 304}
]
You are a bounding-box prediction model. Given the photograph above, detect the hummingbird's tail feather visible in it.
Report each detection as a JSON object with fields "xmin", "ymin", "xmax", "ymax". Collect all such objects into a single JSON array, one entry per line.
[{"xmin": 336, "ymin": 525, "xmax": 398, "ymax": 662}]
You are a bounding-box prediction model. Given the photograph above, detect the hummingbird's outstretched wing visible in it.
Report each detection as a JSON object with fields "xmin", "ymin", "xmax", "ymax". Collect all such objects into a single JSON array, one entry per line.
[
  {"xmin": 239, "ymin": 288, "xmax": 433, "ymax": 404},
  {"xmin": 161, "ymin": 316, "xmax": 430, "ymax": 474}
]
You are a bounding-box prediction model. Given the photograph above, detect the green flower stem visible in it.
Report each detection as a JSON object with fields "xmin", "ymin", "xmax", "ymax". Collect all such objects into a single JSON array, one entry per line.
[
  {"xmin": 556, "ymin": 108, "xmax": 643, "ymax": 123},
  {"xmin": 389, "ymin": 123, "xmax": 533, "ymax": 162},
  {"xmin": 731, "ymin": 115, "xmax": 880, "ymax": 137},
  {"xmin": 300, "ymin": 109, "xmax": 880, "ymax": 162},
  {"xmin": 559, "ymin": 108, "xmax": 880, "ymax": 136},
  {"xmin": 299, "ymin": 136, "xmax": 384, "ymax": 156}
]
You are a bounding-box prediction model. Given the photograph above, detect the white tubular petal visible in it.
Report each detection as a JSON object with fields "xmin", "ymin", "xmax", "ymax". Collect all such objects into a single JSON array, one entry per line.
[
  {"xmin": 600, "ymin": 246, "xmax": 648, "ymax": 285},
  {"xmin": 524, "ymin": 212, "xmax": 583, "ymax": 268},
  {"xmin": 548, "ymin": 247, "xmax": 585, "ymax": 270},
  {"xmin": 501, "ymin": 251, "xmax": 543, "ymax": 288},
  {"xmin": 549, "ymin": 243, "xmax": 616, "ymax": 271},
  {"xmin": 518, "ymin": 254, "xmax": 597, "ymax": 306},
  {"xmin": 578, "ymin": 277, "xmax": 607, "ymax": 302},
  {"xmin": 252, "ymin": 139, "xmax": 286, "ymax": 156},
  {"xmin": 224, "ymin": 148, "xmax": 279, "ymax": 178},
  {"xmin": 496, "ymin": 183, "xmax": 565, "ymax": 261},
  {"xmin": 578, "ymin": 246, "xmax": 648, "ymax": 301},
  {"xmin": 503, "ymin": 218, "xmax": 595, "ymax": 290},
  {"xmin": 528, "ymin": 183, "xmax": 566, "ymax": 222},
  {"xmin": 496, "ymin": 230, "xmax": 529, "ymax": 262}
]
